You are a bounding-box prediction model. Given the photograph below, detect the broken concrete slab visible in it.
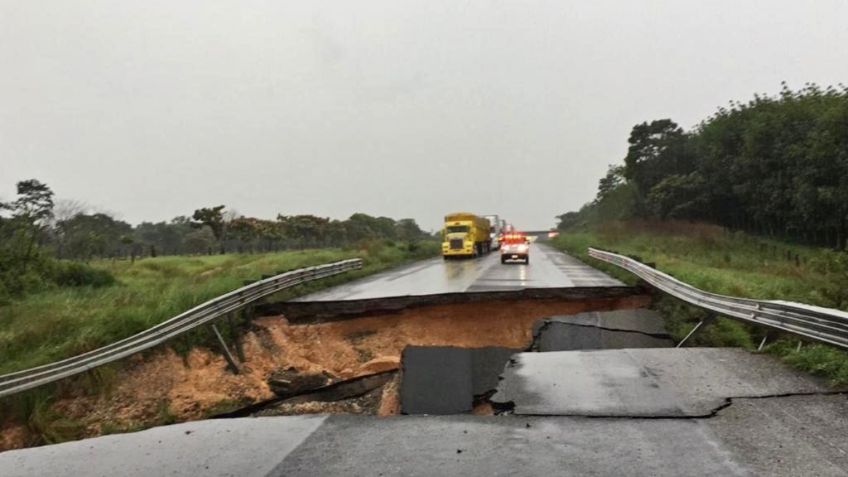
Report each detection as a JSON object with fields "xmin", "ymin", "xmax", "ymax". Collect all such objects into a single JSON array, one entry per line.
[
  {"xmin": 491, "ymin": 348, "xmax": 833, "ymax": 417},
  {"xmin": 531, "ymin": 309, "xmax": 673, "ymax": 351},
  {"xmin": 400, "ymin": 346, "xmax": 519, "ymax": 415},
  {"xmin": 218, "ymin": 371, "xmax": 397, "ymax": 418},
  {"xmin": 268, "ymin": 368, "xmax": 334, "ymax": 397},
  {"xmin": 470, "ymin": 347, "xmax": 519, "ymax": 396},
  {"xmin": 401, "ymin": 346, "xmax": 473, "ymax": 414}
]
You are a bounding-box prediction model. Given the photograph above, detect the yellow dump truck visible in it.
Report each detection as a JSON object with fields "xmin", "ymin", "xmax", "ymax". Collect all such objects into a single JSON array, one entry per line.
[{"xmin": 441, "ymin": 212, "xmax": 491, "ymax": 258}]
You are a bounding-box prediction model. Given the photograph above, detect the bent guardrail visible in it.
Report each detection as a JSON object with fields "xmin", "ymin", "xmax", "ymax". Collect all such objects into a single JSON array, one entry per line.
[
  {"xmin": 588, "ymin": 248, "xmax": 848, "ymax": 350},
  {"xmin": 0, "ymin": 258, "xmax": 363, "ymax": 398}
]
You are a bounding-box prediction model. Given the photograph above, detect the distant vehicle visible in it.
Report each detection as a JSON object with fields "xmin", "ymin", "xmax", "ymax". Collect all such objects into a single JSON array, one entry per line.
[
  {"xmin": 548, "ymin": 229, "xmax": 560, "ymax": 239},
  {"xmin": 483, "ymin": 214, "xmax": 503, "ymax": 250},
  {"xmin": 441, "ymin": 212, "xmax": 492, "ymax": 259},
  {"xmin": 500, "ymin": 232, "xmax": 530, "ymax": 264}
]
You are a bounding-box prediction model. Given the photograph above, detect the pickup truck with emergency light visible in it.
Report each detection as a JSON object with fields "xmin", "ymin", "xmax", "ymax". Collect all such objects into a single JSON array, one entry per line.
[{"xmin": 500, "ymin": 233, "xmax": 530, "ymax": 264}]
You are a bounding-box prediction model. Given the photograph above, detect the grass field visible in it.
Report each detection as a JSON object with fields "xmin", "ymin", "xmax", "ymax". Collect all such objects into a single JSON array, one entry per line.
[
  {"xmin": 0, "ymin": 240, "xmax": 438, "ymax": 375},
  {"xmin": 552, "ymin": 220, "xmax": 848, "ymax": 385}
]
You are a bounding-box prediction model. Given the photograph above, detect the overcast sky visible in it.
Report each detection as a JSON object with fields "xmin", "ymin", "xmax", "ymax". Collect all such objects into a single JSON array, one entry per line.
[{"xmin": 2, "ymin": 1, "xmax": 847, "ymax": 231}]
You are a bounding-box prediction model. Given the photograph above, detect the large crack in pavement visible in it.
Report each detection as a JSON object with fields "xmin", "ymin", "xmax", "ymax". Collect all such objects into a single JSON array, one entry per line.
[
  {"xmin": 486, "ymin": 391, "xmax": 848, "ymax": 420},
  {"xmin": 528, "ymin": 309, "xmax": 674, "ymax": 352},
  {"xmin": 530, "ymin": 320, "xmax": 672, "ymax": 347}
]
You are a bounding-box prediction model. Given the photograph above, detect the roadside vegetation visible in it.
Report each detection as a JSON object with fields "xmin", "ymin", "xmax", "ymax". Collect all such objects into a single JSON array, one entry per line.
[
  {"xmin": 1, "ymin": 178, "xmax": 435, "ymax": 304},
  {"xmin": 0, "ymin": 178, "xmax": 438, "ymax": 446},
  {"xmin": 554, "ymin": 84, "xmax": 848, "ymax": 386},
  {"xmin": 553, "ymin": 222, "xmax": 848, "ymax": 386},
  {"xmin": 0, "ymin": 178, "xmax": 437, "ymax": 373},
  {"xmin": 0, "ymin": 242, "xmax": 437, "ymax": 447},
  {"xmin": 0, "ymin": 241, "xmax": 438, "ymax": 375},
  {"xmin": 559, "ymin": 83, "xmax": 848, "ymax": 249}
]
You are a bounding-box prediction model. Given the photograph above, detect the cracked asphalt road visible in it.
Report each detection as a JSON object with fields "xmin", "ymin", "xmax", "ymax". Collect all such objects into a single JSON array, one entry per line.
[
  {"xmin": 531, "ymin": 310, "xmax": 674, "ymax": 351},
  {"xmin": 4, "ymin": 347, "xmax": 847, "ymax": 476},
  {"xmin": 491, "ymin": 348, "xmax": 833, "ymax": 417},
  {"xmin": 6, "ymin": 390, "xmax": 847, "ymax": 477},
  {"xmin": 4, "ymin": 294, "xmax": 846, "ymax": 475}
]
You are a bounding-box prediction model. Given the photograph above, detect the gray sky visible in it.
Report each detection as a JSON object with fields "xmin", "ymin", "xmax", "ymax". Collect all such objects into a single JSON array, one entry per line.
[{"xmin": 2, "ymin": 1, "xmax": 847, "ymax": 231}]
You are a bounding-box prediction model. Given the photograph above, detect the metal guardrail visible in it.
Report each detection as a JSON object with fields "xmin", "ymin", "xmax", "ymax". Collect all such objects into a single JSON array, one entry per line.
[
  {"xmin": 0, "ymin": 258, "xmax": 363, "ymax": 398},
  {"xmin": 588, "ymin": 248, "xmax": 848, "ymax": 350}
]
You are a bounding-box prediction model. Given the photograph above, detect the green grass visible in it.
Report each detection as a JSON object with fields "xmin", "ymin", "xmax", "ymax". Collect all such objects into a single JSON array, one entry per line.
[
  {"xmin": 0, "ymin": 240, "xmax": 438, "ymax": 375},
  {"xmin": 552, "ymin": 220, "xmax": 848, "ymax": 385},
  {"xmin": 1, "ymin": 240, "xmax": 438, "ymax": 447}
]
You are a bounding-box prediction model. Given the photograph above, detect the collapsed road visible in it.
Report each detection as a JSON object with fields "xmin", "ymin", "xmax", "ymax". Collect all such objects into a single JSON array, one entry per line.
[
  {"xmin": 4, "ymin": 309, "xmax": 847, "ymax": 475},
  {"xmin": 3, "ymin": 246, "xmax": 848, "ymax": 475},
  {"xmin": 5, "ymin": 343, "xmax": 848, "ymax": 475}
]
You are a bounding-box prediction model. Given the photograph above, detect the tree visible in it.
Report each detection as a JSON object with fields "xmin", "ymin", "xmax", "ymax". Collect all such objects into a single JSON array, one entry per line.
[
  {"xmin": 183, "ymin": 227, "xmax": 217, "ymax": 255},
  {"xmin": 595, "ymin": 165, "xmax": 625, "ymax": 204},
  {"xmin": 558, "ymin": 83, "xmax": 848, "ymax": 249},
  {"xmin": 396, "ymin": 218, "xmax": 426, "ymax": 241},
  {"xmin": 623, "ymin": 120, "xmax": 694, "ymax": 208},
  {"xmin": 646, "ymin": 173, "xmax": 707, "ymax": 220},
  {"xmin": 2, "ymin": 179, "xmax": 55, "ymax": 272},
  {"xmin": 277, "ymin": 214, "xmax": 331, "ymax": 248},
  {"xmin": 192, "ymin": 205, "xmax": 227, "ymax": 253},
  {"xmin": 56, "ymin": 213, "xmax": 133, "ymax": 259}
]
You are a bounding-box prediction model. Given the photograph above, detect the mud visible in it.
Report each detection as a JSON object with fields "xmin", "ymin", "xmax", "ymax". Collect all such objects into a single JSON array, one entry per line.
[{"xmin": 1, "ymin": 293, "xmax": 649, "ymax": 450}]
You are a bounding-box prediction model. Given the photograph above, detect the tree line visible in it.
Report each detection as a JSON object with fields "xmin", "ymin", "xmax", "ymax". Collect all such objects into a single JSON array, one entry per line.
[
  {"xmin": 0, "ymin": 179, "xmax": 432, "ymax": 300},
  {"xmin": 558, "ymin": 83, "xmax": 848, "ymax": 250}
]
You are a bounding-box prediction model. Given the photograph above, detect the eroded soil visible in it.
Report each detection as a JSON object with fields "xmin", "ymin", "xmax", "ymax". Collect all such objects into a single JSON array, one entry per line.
[{"xmin": 1, "ymin": 294, "xmax": 649, "ymax": 450}]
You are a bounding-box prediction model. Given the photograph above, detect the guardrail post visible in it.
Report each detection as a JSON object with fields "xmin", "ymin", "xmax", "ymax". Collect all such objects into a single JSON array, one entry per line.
[
  {"xmin": 212, "ymin": 324, "xmax": 240, "ymax": 374},
  {"xmin": 676, "ymin": 315, "xmax": 716, "ymax": 348},
  {"xmin": 757, "ymin": 333, "xmax": 768, "ymax": 352},
  {"xmin": 227, "ymin": 312, "xmax": 246, "ymax": 363}
]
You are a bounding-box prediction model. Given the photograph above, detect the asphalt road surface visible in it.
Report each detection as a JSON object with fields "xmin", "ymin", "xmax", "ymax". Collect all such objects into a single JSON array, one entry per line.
[
  {"xmin": 295, "ymin": 242, "xmax": 622, "ymax": 301},
  {"xmin": 491, "ymin": 348, "xmax": 832, "ymax": 417},
  {"xmin": 4, "ymin": 349, "xmax": 847, "ymax": 476}
]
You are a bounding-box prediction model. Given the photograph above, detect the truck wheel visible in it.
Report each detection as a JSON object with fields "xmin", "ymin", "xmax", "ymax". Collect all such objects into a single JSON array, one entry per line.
[
  {"xmin": 501, "ymin": 256, "xmax": 507, "ymax": 264},
  {"xmin": 525, "ymin": 256, "xmax": 530, "ymax": 264}
]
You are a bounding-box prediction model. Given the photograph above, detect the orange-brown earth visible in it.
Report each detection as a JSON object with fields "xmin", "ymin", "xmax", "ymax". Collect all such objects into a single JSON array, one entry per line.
[{"xmin": 1, "ymin": 294, "xmax": 649, "ymax": 450}]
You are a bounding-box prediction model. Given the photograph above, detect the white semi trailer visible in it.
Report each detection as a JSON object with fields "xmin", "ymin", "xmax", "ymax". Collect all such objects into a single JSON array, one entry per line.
[{"xmin": 484, "ymin": 214, "xmax": 504, "ymax": 250}]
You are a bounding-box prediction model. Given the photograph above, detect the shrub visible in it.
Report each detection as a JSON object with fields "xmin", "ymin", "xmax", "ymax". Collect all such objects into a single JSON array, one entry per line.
[{"xmin": 50, "ymin": 261, "xmax": 116, "ymax": 288}]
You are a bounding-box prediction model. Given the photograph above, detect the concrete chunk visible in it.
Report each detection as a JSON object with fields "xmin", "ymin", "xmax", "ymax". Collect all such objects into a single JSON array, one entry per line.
[
  {"xmin": 400, "ymin": 346, "xmax": 519, "ymax": 415},
  {"xmin": 401, "ymin": 346, "xmax": 473, "ymax": 414}
]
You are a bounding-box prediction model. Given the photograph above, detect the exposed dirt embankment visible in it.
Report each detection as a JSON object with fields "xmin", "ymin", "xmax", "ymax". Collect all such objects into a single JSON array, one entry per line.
[{"xmin": 1, "ymin": 293, "xmax": 649, "ymax": 449}]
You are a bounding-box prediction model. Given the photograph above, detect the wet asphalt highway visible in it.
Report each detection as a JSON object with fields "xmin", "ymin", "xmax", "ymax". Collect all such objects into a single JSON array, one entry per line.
[{"xmin": 294, "ymin": 242, "xmax": 623, "ymax": 301}]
